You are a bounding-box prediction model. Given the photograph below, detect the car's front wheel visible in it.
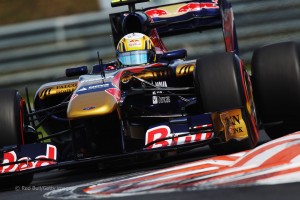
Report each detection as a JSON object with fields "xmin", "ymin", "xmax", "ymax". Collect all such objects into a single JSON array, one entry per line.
[
  {"xmin": 0, "ymin": 89, "xmax": 25, "ymax": 147},
  {"xmin": 0, "ymin": 89, "xmax": 33, "ymax": 185},
  {"xmin": 194, "ymin": 52, "xmax": 258, "ymax": 154}
]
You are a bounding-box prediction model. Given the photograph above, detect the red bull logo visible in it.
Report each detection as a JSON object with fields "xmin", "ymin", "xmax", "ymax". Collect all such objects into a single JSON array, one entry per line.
[
  {"xmin": 145, "ymin": 8, "xmax": 167, "ymax": 17},
  {"xmin": 0, "ymin": 144, "xmax": 57, "ymax": 173},
  {"xmin": 145, "ymin": 1, "xmax": 219, "ymax": 18},
  {"xmin": 178, "ymin": 1, "xmax": 219, "ymax": 13},
  {"xmin": 129, "ymin": 39, "xmax": 142, "ymax": 47},
  {"xmin": 145, "ymin": 125, "xmax": 213, "ymax": 149}
]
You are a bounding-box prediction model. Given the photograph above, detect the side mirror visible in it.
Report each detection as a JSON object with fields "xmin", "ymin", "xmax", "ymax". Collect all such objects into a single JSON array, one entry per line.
[
  {"xmin": 92, "ymin": 61, "xmax": 117, "ymax": 74},
  {"xmin": 65, "ymin": 66, "xmax": 88, "ymax": 77}
]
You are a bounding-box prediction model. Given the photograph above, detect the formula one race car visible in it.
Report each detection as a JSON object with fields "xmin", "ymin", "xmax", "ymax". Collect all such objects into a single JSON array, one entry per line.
[{"xmin": 1, "ymin": 0, "xmax": 299, "ymax": 185}]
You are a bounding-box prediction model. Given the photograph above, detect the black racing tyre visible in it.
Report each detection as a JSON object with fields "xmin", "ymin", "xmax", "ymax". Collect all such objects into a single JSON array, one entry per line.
[
  {"xmin": 194, "ymin": 52, "xmax": 258, "ymax": 154},
  {"xmin": 264, "ymin": 122, "xmax": 300, "ymax": 139},
  {"xmin": 0, "ymin": 89, "xmax": 33, "ymax": 186},
  {"xmin": 252, "ymin": 41, "xmax": 300, "ymax": 139},
  {"xmin": 0, "ymin": 89, "xmax": 25, "ymax": 147}
]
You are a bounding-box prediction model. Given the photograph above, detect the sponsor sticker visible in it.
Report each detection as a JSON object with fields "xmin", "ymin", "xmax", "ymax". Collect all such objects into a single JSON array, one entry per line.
[
  {"xmin": 145, "ymin": 0, "xmax": 219, "ymax": 18},
  {"xmin": 39, "ymin": 83, "xmax": 77, "ymax": 99},
  {"xmin": 152, "ymin": 91, "xmax": 171, "ymax": 104},
  {"xmin": 83, "ymin": 106, "xmax": 96, "ymax": 111},
  {"xmin": 76, "ymin": 83, "xmax": 110, "ymax": 95},
  {"xmin": 212, "ymin": 109, "xmax": 249, "ymax": 141},
  {"xmin": 153, "ymin": 81, "xmax": 168, "ymax": 87},
  {"xmin": 151, "ymin": 81, "xmax": 170, "ymax": 104},
  {"xmin": 88, "ymin": 84, "xmax": 109, "ymax": 90},
  {"xmin": 128, "ymin": 39, "xmax": 142, "ymax": 48},
  {"xmin": 178, "ymin": 1, "xmax": 219, "ymax": 13},
  {"xmin": 145, "ymin": 125, "xmax": 213, "ymax": 149},
  {"xmin": 0, "ymin": 144, "xmax": 57, "ymax": 173},
  {"xmin": 145, "ymin": 8, "xmax": 167, "ymax": 17}
]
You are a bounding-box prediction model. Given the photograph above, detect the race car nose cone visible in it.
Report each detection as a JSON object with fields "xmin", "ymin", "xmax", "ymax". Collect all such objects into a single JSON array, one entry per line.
[{"xmin": 67, "ymin": 92, "xmax": 117, "ymax": 119}]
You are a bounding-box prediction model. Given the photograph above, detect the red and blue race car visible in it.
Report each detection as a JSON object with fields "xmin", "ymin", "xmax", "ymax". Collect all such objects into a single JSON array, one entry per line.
[{"xmin": 1, "ymin": 0, "xmax": 299, "ymax": 185}]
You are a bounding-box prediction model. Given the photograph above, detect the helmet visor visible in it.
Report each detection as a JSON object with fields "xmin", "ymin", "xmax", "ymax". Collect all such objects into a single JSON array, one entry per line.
[{"xmin": 118, "ymin": 50, "xmax": 149, "ymax": 66}]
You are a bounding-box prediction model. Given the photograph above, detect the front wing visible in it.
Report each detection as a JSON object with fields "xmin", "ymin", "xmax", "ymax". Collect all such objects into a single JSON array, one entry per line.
[{"xmin": 0, "ymin": 108, "xmax": 250, "ymax": 179}]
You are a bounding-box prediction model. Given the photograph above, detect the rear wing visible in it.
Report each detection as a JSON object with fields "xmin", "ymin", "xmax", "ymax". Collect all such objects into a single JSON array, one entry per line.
[
  {"xmin": 109, "ymin": 0, "xmax": 239, "ymax": 55},
  {"xmin": 144, "ymin": 1, "xmax": 221, "ymax": 36}
]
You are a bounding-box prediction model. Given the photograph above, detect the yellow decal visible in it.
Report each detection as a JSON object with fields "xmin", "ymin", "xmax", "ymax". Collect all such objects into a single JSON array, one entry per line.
[
  {"xmin": 176, "ymin": 64, "xmax": 195, "ymax": 77},
  {"xmin": 212, "ymin": 109, "xmax": 248, "ymax": 142},
  {"xmin": 39, "ymin": 83, "xmax": 77, "ymax": 99}
]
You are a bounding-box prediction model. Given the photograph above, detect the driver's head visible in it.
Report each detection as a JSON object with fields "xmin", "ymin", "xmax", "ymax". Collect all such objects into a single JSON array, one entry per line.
[{"xmin": 117, "ymin": 33, "xmax": 156, "ymax": 67}]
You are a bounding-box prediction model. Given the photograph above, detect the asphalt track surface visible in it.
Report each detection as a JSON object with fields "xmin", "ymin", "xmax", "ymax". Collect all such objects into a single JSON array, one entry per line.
[{"xmin": 2, "ymin": 130, "xmax": 300, "ymax": 200}]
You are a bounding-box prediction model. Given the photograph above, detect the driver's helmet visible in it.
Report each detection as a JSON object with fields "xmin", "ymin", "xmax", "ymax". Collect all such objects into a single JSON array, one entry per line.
[{"xmin": 116, "ymin": 33, "xmax": 156, "ymax": 67}]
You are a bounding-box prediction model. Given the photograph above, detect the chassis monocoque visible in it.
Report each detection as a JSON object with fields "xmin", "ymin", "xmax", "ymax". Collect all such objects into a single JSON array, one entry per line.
[{"xmin": 1, "ymin": 0, "xmax": 300, "ymax": 185}]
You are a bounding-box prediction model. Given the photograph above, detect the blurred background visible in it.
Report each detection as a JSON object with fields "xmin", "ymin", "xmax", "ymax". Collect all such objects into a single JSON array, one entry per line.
[{"xmin": 0, "ymin": 0, "xmax": 300, "ymax": 92}]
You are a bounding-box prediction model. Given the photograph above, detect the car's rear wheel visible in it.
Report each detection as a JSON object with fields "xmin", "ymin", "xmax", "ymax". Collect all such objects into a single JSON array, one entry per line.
[
  {"xmin": 194, "ymin": 52, "xmax": 258, "ymax": 154},
  {"xmin": 0, "ymin": 89, "xmax": 33, "ymax": 185},
  {"xmin": 252, "ymin": 41, "xmax": 300, "ymax": 139}
]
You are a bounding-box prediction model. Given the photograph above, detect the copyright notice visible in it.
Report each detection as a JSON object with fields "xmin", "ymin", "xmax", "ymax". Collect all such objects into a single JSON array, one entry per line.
[{"xmin": 15, "ymin": 185, "xmax": 68, "ymax": 191}]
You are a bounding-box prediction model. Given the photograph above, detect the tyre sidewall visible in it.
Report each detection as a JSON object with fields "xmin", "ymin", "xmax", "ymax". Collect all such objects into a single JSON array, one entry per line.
[{"xmin": 0, "ymin": 89, "xmax": 24, "ymax": 146}]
